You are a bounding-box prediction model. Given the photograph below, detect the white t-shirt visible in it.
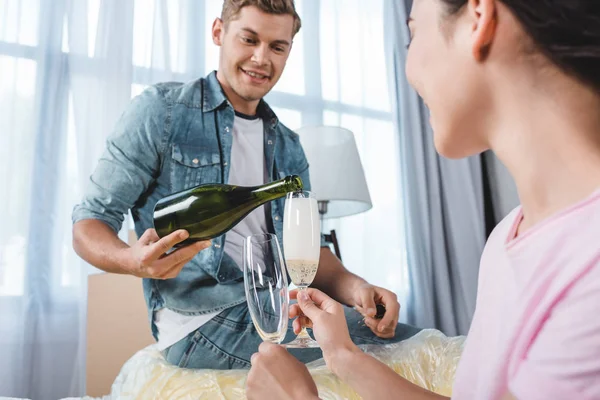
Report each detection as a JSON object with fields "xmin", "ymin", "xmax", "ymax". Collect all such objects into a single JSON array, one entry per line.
[
  {"xmin": 222, "ymin": 113, "xmax": 270, "ymax": 268},
  {"xmin": 155, "ymin": 112, "xmax": 268, "ymax": 351}
]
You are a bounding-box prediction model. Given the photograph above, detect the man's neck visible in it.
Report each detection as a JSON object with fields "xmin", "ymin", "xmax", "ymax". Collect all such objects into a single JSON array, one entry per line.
[{"xmin": 216, "ymin": 70, "xmax": 260, "ymax": 115}]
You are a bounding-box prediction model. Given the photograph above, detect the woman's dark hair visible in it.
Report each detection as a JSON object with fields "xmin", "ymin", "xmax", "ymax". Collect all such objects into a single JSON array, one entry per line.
[{"xmin": 440, "ymin": 0, "xmax": 600, "ymax": 93}]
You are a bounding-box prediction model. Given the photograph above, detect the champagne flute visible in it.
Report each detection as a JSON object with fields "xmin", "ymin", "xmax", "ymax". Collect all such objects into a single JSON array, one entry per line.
[
  {"xmin": 282, "ymin": 190, "xmax": 321, "ymax": 348},
  {"xmin": 243, "ymin": 233, "xmax": 289, "ymax": 344}
]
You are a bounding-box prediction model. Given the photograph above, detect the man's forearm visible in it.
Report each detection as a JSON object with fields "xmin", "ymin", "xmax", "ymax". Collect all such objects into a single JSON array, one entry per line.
[
  {"xmin": 312, "ymin": 247, "xmax": 367, "ymax": 306},
  {"xmin": 72, "ymin": 219, "xmax": 132, "ymax": 274},
  {"xmin": 330, "ymin": 347, "xmax": 449, "ymax": 400}
]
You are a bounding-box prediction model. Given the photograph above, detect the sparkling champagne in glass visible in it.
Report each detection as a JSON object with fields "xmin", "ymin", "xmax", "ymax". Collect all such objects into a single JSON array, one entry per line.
[{"xmin": 283, "ymin": 190, "xmax": 321, "ymax": 348}]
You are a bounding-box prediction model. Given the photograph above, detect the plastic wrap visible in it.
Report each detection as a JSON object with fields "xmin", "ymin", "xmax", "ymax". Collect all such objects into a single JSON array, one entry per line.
[{"xmin": 110, "ymin": 329, "xmax": 465, "ymax": 399}]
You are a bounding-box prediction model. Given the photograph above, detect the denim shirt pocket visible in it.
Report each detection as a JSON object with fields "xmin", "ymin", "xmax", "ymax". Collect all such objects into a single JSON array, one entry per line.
[{"xmin": 170, "ymin": 143, "xmax": 221, "ymax": 192}]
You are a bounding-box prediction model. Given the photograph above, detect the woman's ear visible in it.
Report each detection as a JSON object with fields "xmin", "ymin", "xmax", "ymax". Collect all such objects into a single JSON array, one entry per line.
[{"xmin": 467, "ymin": 0, "xmax": 497, "ymax": 61}]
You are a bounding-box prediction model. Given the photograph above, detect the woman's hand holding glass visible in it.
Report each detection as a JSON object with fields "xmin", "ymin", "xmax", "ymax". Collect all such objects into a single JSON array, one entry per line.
[{"xmin": 289, "ymin": 288, "xmax": 361, "ymax": 373}]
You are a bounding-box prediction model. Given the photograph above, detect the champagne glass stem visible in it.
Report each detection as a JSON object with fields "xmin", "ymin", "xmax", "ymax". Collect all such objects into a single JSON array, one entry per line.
[
  {"xmin": 283, "ymin": 286, "xmax": 320, "ymax": 348},
  {"xmin": 295, "ymin": 287, "xmax": 312, "ymax": 339}
]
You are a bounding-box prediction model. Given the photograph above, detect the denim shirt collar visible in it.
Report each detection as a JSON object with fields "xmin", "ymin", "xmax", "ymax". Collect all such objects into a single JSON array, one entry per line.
[
  {"xmin": 256, "ymin": 100, "xmax": 278, "ymax": 129},
  {"xmin": 203, "ymin": 71, "xmax": 279, "ymax": 129},
  {"xmin": 202, "ymin": 71, "xmax": 228, "ymax": 113}
]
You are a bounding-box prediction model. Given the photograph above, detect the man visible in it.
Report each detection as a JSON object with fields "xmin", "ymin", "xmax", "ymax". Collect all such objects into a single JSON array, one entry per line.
[{"xmin": 72, "ymin": 0, "xmax": 419, "ymax": 370}]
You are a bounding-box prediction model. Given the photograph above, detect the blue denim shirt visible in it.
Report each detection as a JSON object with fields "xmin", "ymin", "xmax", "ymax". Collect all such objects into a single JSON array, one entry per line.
[{"xmin": 72, "ymin": 72, "xmax": 311, "ymax": 339}]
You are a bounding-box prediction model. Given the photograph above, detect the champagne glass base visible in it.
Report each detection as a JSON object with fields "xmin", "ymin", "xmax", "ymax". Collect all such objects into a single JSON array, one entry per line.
[{"xmin": 283, "ymin": 335, "xmax": 320, "ymax": 349}]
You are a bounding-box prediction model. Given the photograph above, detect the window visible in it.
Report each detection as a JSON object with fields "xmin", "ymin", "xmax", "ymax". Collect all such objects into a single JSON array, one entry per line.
[
  {"xmin": 0, "ymin": 0, "xmax": 406, "ymax": 299},
  {"xmin": 0, "ymin": 57, "xmax": 38, "ymax": 297}
]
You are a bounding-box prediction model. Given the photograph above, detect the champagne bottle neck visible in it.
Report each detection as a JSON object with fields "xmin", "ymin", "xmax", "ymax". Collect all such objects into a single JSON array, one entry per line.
[{"xmin": 257, "ymin": 175, "xmax": 303, "ymax": 195}]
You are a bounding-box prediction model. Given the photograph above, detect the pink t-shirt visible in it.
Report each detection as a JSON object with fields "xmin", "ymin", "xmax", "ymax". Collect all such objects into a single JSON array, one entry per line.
[{"xmin": 452, "ymin": 190, "xmax": 600, "ymax": 400}]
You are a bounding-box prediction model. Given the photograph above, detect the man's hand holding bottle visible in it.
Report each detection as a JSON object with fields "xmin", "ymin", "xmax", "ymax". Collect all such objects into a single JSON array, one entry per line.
[{"xmin": 124, "ymin": 228, "xmax": 211, "ymax": 279}]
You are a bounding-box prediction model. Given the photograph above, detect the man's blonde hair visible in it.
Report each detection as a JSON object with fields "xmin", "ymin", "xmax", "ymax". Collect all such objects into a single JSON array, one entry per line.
[{"xmin": 221, "ymin": 0, "xmax": 302, "ymax": 37}]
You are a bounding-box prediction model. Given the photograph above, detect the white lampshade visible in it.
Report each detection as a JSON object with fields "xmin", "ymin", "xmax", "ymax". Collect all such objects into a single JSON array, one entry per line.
[{"xmin": 296, "ymin": 126, "xmax": 372, "ymax": 219}]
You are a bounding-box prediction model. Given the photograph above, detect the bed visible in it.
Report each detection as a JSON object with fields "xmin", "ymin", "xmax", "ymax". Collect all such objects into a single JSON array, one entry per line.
[
  {"xmin": 85, "ymin": 248, "xmax": 464, "ymax": 399},
  {"xmin": 97, "ymin": 328, "xmax": 465, "ymax": 399}
]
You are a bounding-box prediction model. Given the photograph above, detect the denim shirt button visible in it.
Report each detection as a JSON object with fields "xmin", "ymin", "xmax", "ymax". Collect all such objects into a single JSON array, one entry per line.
[
  {"xmin": 224, "ymin": 126, "xmax": 230, "ymax": 133},
  {"xmin": 274, "ymin": 215, "xmax": 280, "ymax": 221},
  {"xmin": 267, "ymin": 140, "xmax": 273, "ymax": 145},
  {"xmin": 214, "ymin": 243, "xmax": 221, "ymax": 248}
]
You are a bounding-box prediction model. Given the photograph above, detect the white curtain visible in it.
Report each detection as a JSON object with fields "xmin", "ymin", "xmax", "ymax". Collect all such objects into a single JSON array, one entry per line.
[{"xmin": 0, "ymin": 0, "xmax": 405, "ymax": 398}]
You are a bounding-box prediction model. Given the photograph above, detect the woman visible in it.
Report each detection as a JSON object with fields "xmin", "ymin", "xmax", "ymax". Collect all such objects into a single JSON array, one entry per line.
[{"xmin": 246, "ymin": 0, "xmax": 600, "ymax": 399}]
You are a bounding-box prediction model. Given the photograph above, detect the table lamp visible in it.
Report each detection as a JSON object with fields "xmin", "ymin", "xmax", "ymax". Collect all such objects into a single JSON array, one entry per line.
[{"xmin": 295, "ymin": 126, "xmax": 373, "ymax": 260}]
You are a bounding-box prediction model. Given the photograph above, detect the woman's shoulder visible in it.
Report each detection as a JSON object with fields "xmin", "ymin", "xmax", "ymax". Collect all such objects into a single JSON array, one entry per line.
[{"xmin": 485, "ymin": 206, "xmax": 523, "ymax": 248}]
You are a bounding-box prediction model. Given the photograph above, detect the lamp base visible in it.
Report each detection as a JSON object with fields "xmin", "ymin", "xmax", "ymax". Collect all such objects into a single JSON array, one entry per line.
[
  {"xmin": 323, "ymin": 229, "xmax": 342, "ymax": 261},
  {"xmin": 318, "ymin": 200, "xmax": 342, "ymax": 260}
]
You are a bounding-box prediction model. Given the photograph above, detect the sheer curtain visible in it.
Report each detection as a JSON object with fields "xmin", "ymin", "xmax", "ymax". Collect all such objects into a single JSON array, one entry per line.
[{"xmin": 0, "ymin": 0, "xmax": 404, "ymax": 398}]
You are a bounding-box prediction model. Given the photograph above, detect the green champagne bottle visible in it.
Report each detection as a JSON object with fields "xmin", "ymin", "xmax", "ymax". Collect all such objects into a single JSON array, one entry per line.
[{"xmin": 153, "ymin": 175, "xmax": 303, "ymax": 245}]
